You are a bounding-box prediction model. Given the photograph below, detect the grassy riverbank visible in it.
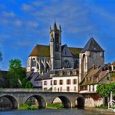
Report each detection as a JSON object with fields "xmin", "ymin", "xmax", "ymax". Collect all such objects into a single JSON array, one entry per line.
[
  {"xmin": 47, "ymin": 103, "xmax": 63, "ymax": 109},
  {"xmin": 19, "ymin": 104, "xmax": 38, "ymax": 110},
  {"xmin": 19, "ymin": 103, "xmax": 63, "ymax": 110}
]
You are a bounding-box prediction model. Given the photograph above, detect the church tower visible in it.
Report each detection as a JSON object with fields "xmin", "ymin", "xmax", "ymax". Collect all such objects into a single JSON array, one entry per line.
[
  {"xmin": 79, "ymin": 38, "xmax": 104, "ymax": 82},
  {"xmin": 50, "ymin": 22, "xmax": 62, "ymax": 70}
]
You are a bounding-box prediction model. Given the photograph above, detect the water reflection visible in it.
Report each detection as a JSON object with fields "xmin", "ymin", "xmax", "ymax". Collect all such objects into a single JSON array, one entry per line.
[{"xmin": 0, "ymin": 109, "xmax": 104, "ymax": 115}]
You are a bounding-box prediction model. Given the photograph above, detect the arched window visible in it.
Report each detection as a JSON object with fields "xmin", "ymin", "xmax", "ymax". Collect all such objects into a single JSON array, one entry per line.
[
  {"xmin": 46, "ymin": 63, "xmax": 50, "ymax": 72},
  {"xmin": 40, "ymin": 63, "xmax": 44, "ymax": 73}
]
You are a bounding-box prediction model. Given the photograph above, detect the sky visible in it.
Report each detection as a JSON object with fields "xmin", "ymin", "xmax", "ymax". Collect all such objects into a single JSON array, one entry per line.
[{"xmin": 0, "ymin": 0, "xmax": 115, "ymax": 70}]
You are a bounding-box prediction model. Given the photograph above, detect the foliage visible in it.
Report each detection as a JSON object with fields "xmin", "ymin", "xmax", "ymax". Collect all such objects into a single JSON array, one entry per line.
[
  {"xmin": 19, "ymin": 104, "xmax": 38, "ymax": 110},
  {"xmin": 47, "ymin": 103, "xmax": 63, "ymax": 109},
  {"xmin": 6, "ymin": 59, "xmax": 33, "ymax": 88},
  {"xmin": 96, "ymin": 83, "xmax": 115, "ymax": 97},
  {"xmin": 96, "ymin": 104, "xmax": 108, "ymax": 109}
]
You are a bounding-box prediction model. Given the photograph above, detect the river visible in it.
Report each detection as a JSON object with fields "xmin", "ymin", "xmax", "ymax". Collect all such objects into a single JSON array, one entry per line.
[{"xmin": 0, "ymin": 109, "xmax": 104, "ymax": 115}]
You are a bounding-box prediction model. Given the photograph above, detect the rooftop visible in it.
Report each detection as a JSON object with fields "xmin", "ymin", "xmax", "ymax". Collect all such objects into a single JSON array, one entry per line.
[
  {"xmin": 81, "ymin": 38, "xmax": 104, "ymax": 53},
  {"xmin": 29, "ymin": 44, "xmax": 82, "ymax": 57}
]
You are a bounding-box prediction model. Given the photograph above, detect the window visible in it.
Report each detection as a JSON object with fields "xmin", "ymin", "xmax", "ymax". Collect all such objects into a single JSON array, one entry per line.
[
  {"xmin": 32, "ymin": 58, "xmax": 35, "ymax": 60},
  {"xmin": 44, "ymin": 81, "xmax": 47, "ymax": 85},
  {"xmin": 50, "ymin": 80, "xmax": 52, "ymax": 85},
  {"xmin": 67, "ymin": 79, "xmax": 71, "ymax": 85},
  {"xmin": 92, "ymin": 85, "xmax": 94, "ymax": 91},
  {"xmin": 89, "ymin": 85, "xmax": 90, "ymax": 91},
  {"xmin": 44, "ymin": 88, "xmax": 47, "ymax": 91},
  {"xmin": 31, "ymin": 60, "xmax": 36, "ymax": 67},
  {"xmin": 73, "ymin": 79, "xmax": 77, "ymax": 84},
  {"xmin": 54, "ymin": 80, "xmax": 57, "ymax": 85},
  {"xmin": 67, "ymin": 87, "xmax": 70, "ymax": 91},
  {"xmin": 59, "ymin": 80, "xmax": 63, "ymax": 85}
]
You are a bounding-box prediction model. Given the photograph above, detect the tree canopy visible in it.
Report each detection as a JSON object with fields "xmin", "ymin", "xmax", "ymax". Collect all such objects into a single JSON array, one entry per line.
[
  {"xmin": 6, "ymin": 59, "xmax": 33, "ymax": 88},
  {"xmin": 96, "ymin": 83, "xmax": 115, "ymax": 97}
]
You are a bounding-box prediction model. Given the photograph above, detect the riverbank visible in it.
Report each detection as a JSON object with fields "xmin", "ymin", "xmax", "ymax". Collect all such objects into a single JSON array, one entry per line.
[
  {"xmin": 85, "ymin": 107, "xmax": 115, "ymax": 115},
  {"xmin": 19, "ymin": 103, "xmax": 63, "ymax": 110}
]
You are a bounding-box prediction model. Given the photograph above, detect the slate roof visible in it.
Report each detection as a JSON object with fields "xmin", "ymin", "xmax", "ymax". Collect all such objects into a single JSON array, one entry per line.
[
  {"xmin": 81, "ymin": 38, "xmax": 104, "ymax": 53},
  {"xmin": 29, "ymin": 44, "xmax": 82, "ymax": 57}
]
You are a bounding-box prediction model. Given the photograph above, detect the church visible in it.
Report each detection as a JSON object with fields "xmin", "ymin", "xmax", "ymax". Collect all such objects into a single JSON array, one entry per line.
[
  {"xmin": 26, "ymin": 23, "xmax": 107, "ymax": 92},
  {"xmin": 27, "ymin": 23, "xmax": 82, "ymax": 74},
  {"xmin": 26, "ymin": 22, "xmax": 115, "ymax": 107}
]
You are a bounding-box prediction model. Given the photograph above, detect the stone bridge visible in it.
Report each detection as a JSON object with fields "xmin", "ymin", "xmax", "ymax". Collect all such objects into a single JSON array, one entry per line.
[{"xmin": 0, "ymin": 89, "xmax": 84, "ymax": 110}]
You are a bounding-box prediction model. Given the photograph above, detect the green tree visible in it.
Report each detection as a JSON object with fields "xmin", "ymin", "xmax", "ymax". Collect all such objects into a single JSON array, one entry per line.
[
  {"xmin": 96, "ymin": 83, "xmax": 115, "ymax": 105},
  {"xmin": 97, "ymin": 83, "xmax": 115, "ymax": 97},
  {"xmin": 7, "ymin": 59, "xmax": 33, "ymax": 88}
]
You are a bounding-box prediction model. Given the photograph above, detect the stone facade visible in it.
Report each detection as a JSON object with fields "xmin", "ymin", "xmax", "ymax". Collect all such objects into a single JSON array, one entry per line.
[
  {"xmin": 27, "ymin": 23, "xmax": 82, "ymax": 73},
  {"xmin": 79, "ymin": 38, "xmax": 104, "ymax": 82}
]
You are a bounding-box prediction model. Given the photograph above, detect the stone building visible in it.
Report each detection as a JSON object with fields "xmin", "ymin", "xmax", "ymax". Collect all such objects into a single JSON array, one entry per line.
[
  {"xmin": 27, "ymin": 23, "xmax": 82, "ymax": 73},
  {"xmin": 42, "ymin": 69, "xmax": 79, "ymax": 92},
  {"xmin": 79, "ymin": 38, "xmax": 104, "ymax": 82}
]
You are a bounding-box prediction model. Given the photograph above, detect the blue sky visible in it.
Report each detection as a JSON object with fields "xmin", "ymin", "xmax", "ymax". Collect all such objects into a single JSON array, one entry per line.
[{"xmin": 0, "ymin": 0, "xmax": 115, "ymax": 70}]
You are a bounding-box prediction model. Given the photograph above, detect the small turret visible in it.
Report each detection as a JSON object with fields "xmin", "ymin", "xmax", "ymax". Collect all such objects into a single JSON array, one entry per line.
[{"xmin": 54, "ymin": 22, "xmax": 58, "ymax": 30}]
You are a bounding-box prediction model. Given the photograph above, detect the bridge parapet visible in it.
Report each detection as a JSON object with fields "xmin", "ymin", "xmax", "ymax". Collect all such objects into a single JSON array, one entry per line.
[{"xmin": 0, "ymin": 88, "xmax": 82, "ymax": 110}]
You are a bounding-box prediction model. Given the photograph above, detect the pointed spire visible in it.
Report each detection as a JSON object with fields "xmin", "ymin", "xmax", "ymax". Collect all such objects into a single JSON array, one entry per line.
[
  {"xmin": 59, "ymin": 25, "xmax": 62, "ymax": 32},
  {"xmin": 54, "ymin": 22, "xmax": 57, "ymax": 30}
]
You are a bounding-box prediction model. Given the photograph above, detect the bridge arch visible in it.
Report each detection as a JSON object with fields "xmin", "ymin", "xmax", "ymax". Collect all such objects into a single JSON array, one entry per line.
[
  {"xmin": 24, "ymin": 95, "xmax": 46, "ymax": 109},
  {"xmin": 0, "ymin": 95, "xmax": 18, "ymax": 110},
  {"xmin": 52, "ymin": 96, "xmax": 71, "ymax": 108},
  {"xmin": 76, "ymin": 95, "xmax": 85, "ymax": 109}
]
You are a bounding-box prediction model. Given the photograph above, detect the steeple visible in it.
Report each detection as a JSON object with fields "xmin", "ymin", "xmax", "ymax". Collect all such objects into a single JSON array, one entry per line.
[
  {"xmin": 81, "ymin": 38, "xmax": 104, "ymax": 53},
  {"xmin": 50, "ymin": 22, "xmax": 62, "ymax": 70},
  {"xmin": 54, "ymin": 22, "xmax": 57, "ymax": 30}
]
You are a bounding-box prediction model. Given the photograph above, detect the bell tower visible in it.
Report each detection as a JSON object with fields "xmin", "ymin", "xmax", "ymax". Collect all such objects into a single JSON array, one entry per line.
[{"xmin": 50, "ymin": 22, "xmax": 62, "ymax": 70}]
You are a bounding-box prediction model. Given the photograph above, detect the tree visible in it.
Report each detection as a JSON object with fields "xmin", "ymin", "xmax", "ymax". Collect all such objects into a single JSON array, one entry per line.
[
  {"xmin": 97, "ymin": 83, "xmax": 115, "ymax": 97},
  {"xmin": 96, "ymin": 83, "xmax": 115, "ymax": 105},
  {"xmin": 7, "ymin": 59, "xmax": 33, "ymax": 88}
]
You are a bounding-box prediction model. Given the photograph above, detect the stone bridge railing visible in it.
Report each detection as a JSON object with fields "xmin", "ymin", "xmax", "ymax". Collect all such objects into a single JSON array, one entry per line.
[{"xmin": 0, "ymin": 88, "xmax": 84, "ymax": 110}]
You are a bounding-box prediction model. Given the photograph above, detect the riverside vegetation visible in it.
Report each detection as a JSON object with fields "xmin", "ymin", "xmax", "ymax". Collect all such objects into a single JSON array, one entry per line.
[{"xmin": 19, "ymin": 103, "xmax": 63, "ymax": 110}]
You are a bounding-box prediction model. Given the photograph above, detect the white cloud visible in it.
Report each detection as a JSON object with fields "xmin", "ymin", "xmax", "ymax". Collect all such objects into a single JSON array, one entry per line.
[
  {"xmin": 20, "ymin": 0, "xmax": 95, "ymax": 35},
  {"xmin": 21, "ymin": 3, "xmax": 32, "ymax": 11},
  {"xmin": 15, "ymin": 19, "xmax": 23, "ymax": 27},
  {"xmin": 2, "ymin": 11, "xmax": 15, "ymax": 17}
]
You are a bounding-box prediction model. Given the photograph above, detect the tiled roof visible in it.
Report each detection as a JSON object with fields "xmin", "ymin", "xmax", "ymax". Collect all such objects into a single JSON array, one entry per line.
[
  {"xmin": 29, "ymin": 44, "xmax": 50, "ymax": 57},
  {"xmin": 29, "ymin": 44, "xmax": 82, "ymax": 57},
  {"xmin": 81, "ymin": 38, "xmax": 104, "ymax": 53},
  {"xmin": 80, "ymin": 65, "xmax": 114, "ymax": 86}
]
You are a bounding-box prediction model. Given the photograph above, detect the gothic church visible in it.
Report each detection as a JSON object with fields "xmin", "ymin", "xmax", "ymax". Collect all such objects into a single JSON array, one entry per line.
[
  {"xmin": 27, "ymin": 23, "xmax": 82, "ymax": 74},
  {"xmin": 27, "ymin": 23, "xmax": 104, "ymax": 84}
]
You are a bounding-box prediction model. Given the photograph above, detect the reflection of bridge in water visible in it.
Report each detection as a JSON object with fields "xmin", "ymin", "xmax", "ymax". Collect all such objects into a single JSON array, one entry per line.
[{"xmin": 0, "ymin": 89, "xmax": 85, "ymax": 110}]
